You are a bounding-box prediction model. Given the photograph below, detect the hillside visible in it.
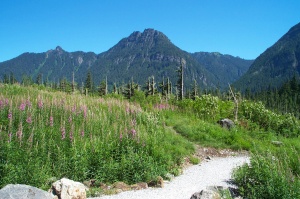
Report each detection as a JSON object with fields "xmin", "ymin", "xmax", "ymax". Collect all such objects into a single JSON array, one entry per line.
[
  {"xmin": 191, "ymin": 52, "xmax": 253, "ymax": 86},
  {"xmin": 234, "ymin": 22, "xmax": 300, "ymax": 92},
  {"xmin": 0, "ymin": 29, "xmax": 252, "ymax": 90}
]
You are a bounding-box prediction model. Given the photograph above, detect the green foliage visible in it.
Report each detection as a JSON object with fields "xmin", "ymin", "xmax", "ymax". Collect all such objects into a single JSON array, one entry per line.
[
  {"xmin": 0, "ymin": 84, "xmax": 194, "ymax": 189},
  {"xmin": 164, "ymin": 111, "xmax": 252, "ymax": 150},
  {"xmin": 233, "ymin": 147, "xmax": 300, "ymax": 199},
  {"xmin": 176, "ymin": 95, "xmax": 234, "ymax": 122},
  {"xmin": 240, "ymin": 100, "xmax": 300, "ymax": 137}
]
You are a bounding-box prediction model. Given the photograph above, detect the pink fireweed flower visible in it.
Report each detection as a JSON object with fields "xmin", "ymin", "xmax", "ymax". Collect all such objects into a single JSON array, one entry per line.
[
  {"xmin": 26, "ymin": 99, "xmax": 32, "ymax": 108},
  {"xmin": 72, "ymin": 105, "xmax": 76, "ymax": 113},
  {"xmin": 0, "ymin": 100, "xmax": 3, "ymax": 109},
  {"xmin": 16, "ymin": 123, "xmax": 23, "ymax": 141},
  {"xmin": 69, "ymin": 131, "xmax": 74, "ymax": 142},
  {"xmin": 61, "ymin": 127, "xmax": 66, "ymax": 140},
  {"xmin": 8, "ymin": 132, "xmax": 12, "ymax": 143},
  {"xmin": 8, "ymin": 112, "xmax": 12, "ymax": 120},
  {"xmin": 26, "ymin": 116, "xmax": 32, "ymax": 124},
  {"xmin": 80, "ymin": 130, "xmax": 84, "ymax": 137},
  {"xmin": 19, "ymin": 102, "xmax": 26, "ymax": 111},
  {"xmin": 49, "ymin": 116, "xmax": 54, "ymax": 126},
  {"xmin": 38, "ymin": 100, "xmax": 43, "ymax": 109},
  {"xmin": 5, "ymin": 99, "xmax": 9, "ymax": 106},
  {"xmin": 68, "ymin": 116, "xmax": 72, "ymax": 123},
  {"xmin": 130, "ymin": 128, "xmax": 136, "ymax": 137},
  {"xmin": 119, "ymin": 133, "xmax": 123, "ymax": 141}
]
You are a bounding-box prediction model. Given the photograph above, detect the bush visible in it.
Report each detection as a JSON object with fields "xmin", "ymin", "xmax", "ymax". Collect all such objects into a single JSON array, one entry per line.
[{"xmin": 233, "ymin": 147, "xmax": 300, "ymax": 199}]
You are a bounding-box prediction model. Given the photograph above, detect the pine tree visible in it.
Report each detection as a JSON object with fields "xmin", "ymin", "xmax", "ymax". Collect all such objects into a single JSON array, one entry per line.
[
  {"xmin": 123, "ymin": 78, "xmax": 138, "ymax": 99},
  {"xmin": 36, "ymin": 73, "xmax": 43, "ymax": 85},
  {"xmin": 85, "ymin": 71, "xmax": 93, "ymax": 95}
]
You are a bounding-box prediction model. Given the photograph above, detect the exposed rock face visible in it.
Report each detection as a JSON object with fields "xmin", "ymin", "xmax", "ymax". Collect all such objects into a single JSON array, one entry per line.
[
  {"xmin": 217, "ymin": 118, "xmax": 235, "ymax": 129},
  {"xmin": 0, "ymin": 184, "xmax": 54, "ymax": 199},
  {"xmin": 50, "ymin": 178, "xmax": 87, "ymax": 199}
]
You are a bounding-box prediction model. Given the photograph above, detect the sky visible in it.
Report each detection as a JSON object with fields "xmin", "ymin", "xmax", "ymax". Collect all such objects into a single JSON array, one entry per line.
[{"xmin": 0, "ymin": 0, "xmax": 299, "ymax": 62}]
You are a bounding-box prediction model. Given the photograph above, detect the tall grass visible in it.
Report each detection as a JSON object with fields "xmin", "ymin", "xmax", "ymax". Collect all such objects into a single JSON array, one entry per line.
[{"xmin": 0, "ymin": 84, "xmax": 194, "ymax": 189}]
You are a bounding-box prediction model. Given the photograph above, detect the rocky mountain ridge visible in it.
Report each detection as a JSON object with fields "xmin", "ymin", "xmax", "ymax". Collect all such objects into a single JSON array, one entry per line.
[{"xmin": 0, "ymin": 28, "xmax": 253, "ymax": 90}]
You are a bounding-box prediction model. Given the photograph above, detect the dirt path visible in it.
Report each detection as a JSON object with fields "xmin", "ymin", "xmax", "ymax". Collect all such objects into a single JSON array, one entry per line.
[{"xmin": 89, "ymin": 155, "xmax": 249, "ymax": 199}]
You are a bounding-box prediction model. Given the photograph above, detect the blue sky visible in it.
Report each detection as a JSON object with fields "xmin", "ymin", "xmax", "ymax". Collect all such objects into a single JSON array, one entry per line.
[{"xmin": 0, "ymin": 0, "xmax": 299, "ymax": 62}]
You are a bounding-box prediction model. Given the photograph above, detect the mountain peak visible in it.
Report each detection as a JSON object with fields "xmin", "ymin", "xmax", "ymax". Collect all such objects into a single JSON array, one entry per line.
[{"xmin": 55, "ymin": 46, "xmax": 64, "ymax": 52}]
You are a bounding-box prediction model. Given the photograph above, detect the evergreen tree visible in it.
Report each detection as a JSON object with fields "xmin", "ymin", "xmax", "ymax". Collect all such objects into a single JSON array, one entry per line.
[
  {"xmin": 85, "ymin": 71, "xmax": 93, "ymax": 95},
  {"xmin": 3, "ymin": 74, "xmax": 9, "ymax": 84},
  {"xmin": 36, "ymin": 73, "xmax": 43, "ymax": 85},
  {"xmin": 123, "ymin": 78, "xmax": 138, "ymax": 99},
  {"xmin": 21, "ymin": 74, "xmax": 33, "ymax": 86},
  {"xmin": 9, "ymin": 72, "xmax": 17, "ymax": 84}
]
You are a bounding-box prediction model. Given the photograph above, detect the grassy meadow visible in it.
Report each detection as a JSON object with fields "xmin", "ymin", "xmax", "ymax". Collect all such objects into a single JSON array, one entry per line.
[{"xmin": 0, "ymin": 83, "xmax": 300, "ymax": 198}]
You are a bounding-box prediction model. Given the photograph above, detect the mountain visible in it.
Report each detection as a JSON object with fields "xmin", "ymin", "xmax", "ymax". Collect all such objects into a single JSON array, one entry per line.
[
  {"xmin": 191, "ymin": 52, "xmax": 253, "ymax": 86},
  {"xmin": 0, "ymin": 28, "xmax": 252, "ymax": 90},
  {"xmin": 0, "ymin": 46, "xmax": 97, "ymax": 84},
  {"xmin": 234, "ymin": 22, "xmax": 300, "ymax": 92}
]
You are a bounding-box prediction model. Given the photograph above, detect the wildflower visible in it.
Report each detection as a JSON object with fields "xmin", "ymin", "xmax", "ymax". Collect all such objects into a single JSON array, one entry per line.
[
  {"xmin": 8, "ymin": 132, "xmax": 12, "ymax": 143},
  {"xmin": 130, "ymin": 128, "xmax": 136, "ymax": 137},
  {"xmin": 61, "ymin": 127, "xmax": 66, "ymax": 140},
  {"xmin": 16, "ymin": 123, "xmax": 23, "ymax": 141},
  {"xmin": 26, "ymin": 116, "xmax": 32, "ymax": 124},
  {"xmin": 19, "ymin": 102, "xmax": 26, "ymax": 111},
  {"xmin": 69, "ymin": 130, "xmax": 74, "ymax": 142},
  {"xmin": 38, "ymin": 100, "xmax": 43, "ymax": 109},
  {"xmin": 5, "ymin": 99, "xmax": 9, "ymax": 106},
  {"xmin": 49, "ymin": 116, "xmax": 54, "ymax": 126},
  {"xmin": 119, "ymin": 133, "xmax": 123, "ymax": 141},
  {"xmin": 8, "ymin": 112, "xmax": 12, "ymax": 120},
  {"xmin": 26, "ymin": 99, "xmax": 32, "ymax": 108},
  {"xmin": 0, "ymin": 100, "xmax": 3, "ymax": 108},
  {"xmin": 81, "ymin": 130, "xmax": 84, "ymax": 137},
  {"xmin": 68, "ymin": 116, "xmax": 72, "ymax": 123},
  {"xmin": 72, "ymin": 105, "xmax": 76, "ymax": 113}
]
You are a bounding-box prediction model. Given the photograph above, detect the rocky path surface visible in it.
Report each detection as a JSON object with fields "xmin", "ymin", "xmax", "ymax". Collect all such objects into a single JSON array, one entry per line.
[{"xmin": 90, "ymin": 155, "xmax": 249, "ymax": 199}]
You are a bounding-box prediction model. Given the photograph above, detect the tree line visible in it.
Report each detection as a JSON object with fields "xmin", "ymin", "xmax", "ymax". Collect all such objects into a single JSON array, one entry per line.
[{"xmin": 1, "ymin": 59, "xmax": 207, "ymax": 101}]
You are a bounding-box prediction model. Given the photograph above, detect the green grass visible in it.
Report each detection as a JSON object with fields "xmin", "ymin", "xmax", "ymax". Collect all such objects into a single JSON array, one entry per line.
[
  {"xmin": 1, "ymin": 83, "xmax": 300, "ymax": 199},
  {"xmin": 0, "ymin": 84, "xmax": 194, "ymax": 189}
]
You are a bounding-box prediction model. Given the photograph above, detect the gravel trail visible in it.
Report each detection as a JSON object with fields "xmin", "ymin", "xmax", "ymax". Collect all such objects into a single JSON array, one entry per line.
[{"xmin": 89, "ymin": 155, "xmax": 249, "ymax": 199}]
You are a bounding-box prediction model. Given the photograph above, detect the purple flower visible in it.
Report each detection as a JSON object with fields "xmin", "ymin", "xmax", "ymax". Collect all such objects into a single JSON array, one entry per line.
[
  {"xmin": 8, "ymin": 132, "xmax": 12, "ymax": 143},
  {"xmin": 26, "ymin": 99, "xmax": 32, "ymax": 108},
  {"xmin": 130, "ymin": 128, "xmax": 136, "ymax": 137},
  {"xmin": 49, "ymin": 116, "xmax": 54, "ymax": 126},
  {"xmin": 38, "ymin": 100, "xmax": 43, "ymax": 109},
  {"xmin": 8, "ymin": 112, "xmax": 12, "ymax": 120},
  {"xmin": 72, "ymin": 105, "xmax": 76, "ymax": 113},
  {"xmin": 81, "ymin": 130, "xmax": 84, "ymax": 137},
  {"xmin": 26, "ymin": 116, "xmax": 32, "ymax": 124},
  {"xmin": 68, "ymin": 116, "xmax": 72, "ymax": 123},
  {"xmin": 119, "ymin": 133, "xmax": 123, "ymax": 141},
  {"xmin": 69, "ymin": 131, "xmax": 74, "ymax": 142},
  {"xmin": 61, "ymin": 127, "xmax": 66, "ymax": 140},
  {"xmin": 19, "ymin": 102, "xmax": 26, "ymax": 111}
]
